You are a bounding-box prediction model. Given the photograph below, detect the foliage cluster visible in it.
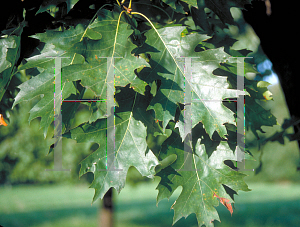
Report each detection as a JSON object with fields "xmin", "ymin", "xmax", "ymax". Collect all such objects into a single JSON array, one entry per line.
[{"xmin": 0, "ymin": 0, "xmax": 278, "ymax": 226}]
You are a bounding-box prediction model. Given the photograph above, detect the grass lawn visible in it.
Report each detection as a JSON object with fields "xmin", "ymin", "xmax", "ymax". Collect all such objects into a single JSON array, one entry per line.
[{"xmin": 1, "ymin": 179, "xmax": 300, "ymax": 227}]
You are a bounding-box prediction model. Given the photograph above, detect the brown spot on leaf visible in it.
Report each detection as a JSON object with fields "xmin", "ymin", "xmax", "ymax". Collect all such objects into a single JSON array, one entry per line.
[
  {"xmin": 213, "ymin": 193, "xmax": 233, "ymax": 216},
  {"xmin": 0, "ymin": 114, "xmax": 8, "ymax": 126}
]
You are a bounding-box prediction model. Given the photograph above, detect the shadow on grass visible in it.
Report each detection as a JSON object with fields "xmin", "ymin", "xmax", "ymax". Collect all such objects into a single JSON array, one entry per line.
[
  {"xmin": 116, "ymin": 198, "xmax": 300, "ymax": 227},
  {"xmin": 1, "ymin": 198, "xmax": 300, "ymax": 227},
  {"xmin": 0, "ymin": 206, "xmax": 97, "ymax": 227}
]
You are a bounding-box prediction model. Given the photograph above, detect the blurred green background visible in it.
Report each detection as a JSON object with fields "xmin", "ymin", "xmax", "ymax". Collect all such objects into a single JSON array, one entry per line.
[
  {"xmin": 1, "ymin": 179, "xmax": 300, "ymax": 227},
  {"xmin": 1, "ymin": 6, "xmax": 300, "ymax": 227}
]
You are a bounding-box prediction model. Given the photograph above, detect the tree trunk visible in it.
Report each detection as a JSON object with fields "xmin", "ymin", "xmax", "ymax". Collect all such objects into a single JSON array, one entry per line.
[
  {"xmin": 99, "ymin": 188, "xmax": 114, "ymax": 227},
  {"xmin": 242, "ymin": 1, "xmax": 300, "ymax": 168}
]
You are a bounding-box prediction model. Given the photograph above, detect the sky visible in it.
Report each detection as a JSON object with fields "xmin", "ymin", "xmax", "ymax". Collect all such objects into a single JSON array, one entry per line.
[{"xmin": 256, "ymin": 59, "xmax": 279, "ymax": 85}]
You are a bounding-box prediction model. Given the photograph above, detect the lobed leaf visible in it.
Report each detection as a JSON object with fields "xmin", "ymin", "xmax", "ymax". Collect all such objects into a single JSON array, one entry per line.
[
  {"xmin": 66, "ymin": 93, "xmax": 159, "ymax": 202},
  {"xmin": 156, "ymin": 123, "xmax": 251, "ymax": 226},
  {"xmin": 14, "ymin": 9, "xmax": 149, "ymax": 136},
  {"xmin": 135, "ymin": 26, "xmax": 248, "ymax": 141}
]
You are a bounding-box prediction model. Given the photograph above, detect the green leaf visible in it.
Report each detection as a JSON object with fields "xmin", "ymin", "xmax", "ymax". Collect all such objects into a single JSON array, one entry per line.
[
  {"xmin": 13, "ymin": 43, "xmax": 76, "ymax": 136},
  {"xmin": 65, "ymin": 92, "xmax": 159, "ymax": 202},
  {"xmin": 156, "ymin": 124, "xmax": 250, "ymax": 226},
  {"xmin": 245, "ymin": 97, "xmax": 277, "ymax": 139},
  {"xmin": 14, "ymin": 9, "xmax": 149, "ymax": 136},
  {"xmin": 161, "ymin": 0, "xmax": 187, "ymax": 14},
  {"xmin": 135, "ymin": 26, "xmax": 248, "ymax": 141},
  {"xmin": 162, "ymin": 0, "xmax": 252, "ymax": 25},
  {"xmin": 36, "ymin": 0, "xmax": 80, "ymax": 15},
  {"xmin": 13, "ymin": 66, "xmax": 77, "ymax": 137},
  {"xmin": 205, "ymin": 0, "xmax": 252, "ymax": 25},
  {"xmin": 155, "ymin": 153, "xmax": 177, "ymax": 174},
  {"xmin": 215, "ymin": 62, "xmax": 277, "ymax": 139},
  {"xmin": 0, "ymin": 22, "xmax": 24, "ymax": 102},
  {"xmin": 190, "ymin": 0, "xmax": 212, "ymax": 33}
]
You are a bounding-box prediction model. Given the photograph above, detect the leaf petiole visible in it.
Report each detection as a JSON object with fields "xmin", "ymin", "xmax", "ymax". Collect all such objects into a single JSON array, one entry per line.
[{"xmin": 128, "ymin": 0, "xmax": 132, "ymax": 9}]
